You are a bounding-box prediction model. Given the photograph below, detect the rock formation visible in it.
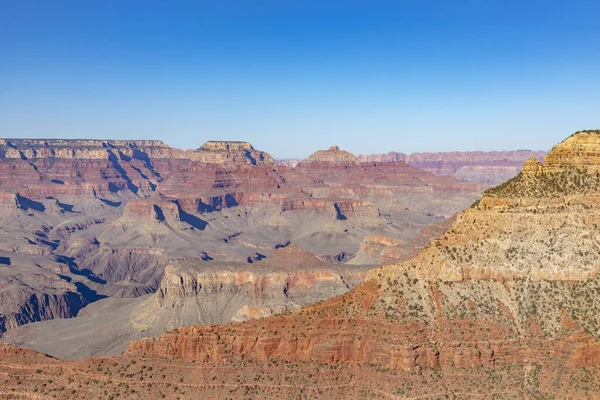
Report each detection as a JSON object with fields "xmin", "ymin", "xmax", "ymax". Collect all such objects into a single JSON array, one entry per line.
[
  {"xmin": 0, "ymin": 138, "xmax": 480, "ymax": 344},
  {"xmin": 357, "ymin": 149, "xmax": 547, "ymax": 183},
  {"xmin": 356, "ymin": 151, "xmax": 407, "ymax": 163},
  {"xmin": 2, "ymin": 132, "xmax": 598, "ymax": 399},
  {"xmin": 4, "ymin": 245, "xmax": 372, "ymax": 359},
  {"xmin": 301, "ymin": 145, "xmax": 359, "ymax": 163},
  {"xmin": 108, "ymin": 130, "xmax": 600, "ymax": 398}
]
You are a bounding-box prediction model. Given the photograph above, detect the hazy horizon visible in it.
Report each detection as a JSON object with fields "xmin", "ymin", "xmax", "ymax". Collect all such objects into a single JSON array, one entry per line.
[
  {"xmin": 0, "ymin": 134, "xmax": 551, "ymax": 160},
  {"xmin": 2, "ymin": 1, "xmax": 599, "ymax": 158}
]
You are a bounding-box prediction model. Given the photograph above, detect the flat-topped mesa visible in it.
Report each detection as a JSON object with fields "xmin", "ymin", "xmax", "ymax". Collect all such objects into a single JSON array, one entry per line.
[
  {"xmin": 121, "ymin": 199, "xmax": 180, "ymax": 223},
  {"xmin": 301, "ymin": 145, "xmax": 359, "ymax": 164},
  {"xmin": 0, "ymin": 191, "xmax": 18, "ymax": 209},
  {"xmin": 199, "ymin": 141, "xmax": 254, "ymax": 152},
  {"xmin": 182, "ymin": 141, "xmax": 276, "ymax": 165},
  {"xmin": 0, "ymin": 138, "xmax": 276, "ymax": 165},
  {"xmin": 0, "ymin": 139, "xmax": 168, "ymax": 160},
  {"xmin": 0, "ymin": 139, "xmax": 167, "ymax": 149}
]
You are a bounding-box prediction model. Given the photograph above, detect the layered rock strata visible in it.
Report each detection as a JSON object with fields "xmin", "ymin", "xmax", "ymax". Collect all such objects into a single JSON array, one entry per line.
[
  {"xmin": 4, "ymin": 246, "xmax": 372, "ymax": 359},
  {"xmin": 118, "ymin": 130, "xmax": 600, "ymax": 398},
  {"xmin": 356, "ymin": 149, "xmax": 547, "ymax": 183},
  {"xmin": 0, "ymin": 138, "xmax": 480, "ymax": 339}
]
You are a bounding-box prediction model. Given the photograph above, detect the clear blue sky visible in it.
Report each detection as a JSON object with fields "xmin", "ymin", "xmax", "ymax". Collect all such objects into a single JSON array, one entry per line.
[{"xmin": 1, "ymin": 1, "xmax": 599, "ymax": 158}]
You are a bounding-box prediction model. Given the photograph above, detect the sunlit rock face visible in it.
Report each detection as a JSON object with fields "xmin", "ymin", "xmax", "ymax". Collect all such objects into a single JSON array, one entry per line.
[
  {"xmin": 121, "ymin": 131, "xmax": 600, "ymax": 399},
  {"xmin": 0, "ymin": 138, "xmax": 482, "ymax": 341}
]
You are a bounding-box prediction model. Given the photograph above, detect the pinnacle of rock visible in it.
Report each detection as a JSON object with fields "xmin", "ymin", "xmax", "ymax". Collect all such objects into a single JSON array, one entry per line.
[{"xmin": 521, "ymin": 157, "xmax": 544, "ymax": 176}]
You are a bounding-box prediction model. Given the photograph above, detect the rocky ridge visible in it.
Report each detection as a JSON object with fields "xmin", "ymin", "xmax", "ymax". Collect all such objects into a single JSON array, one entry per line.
[
  {"xmin": 282, "ymin": 149, "xmax": 547, "ymax": 183},
  {"xmin": 359, "ymin": 149, "xmax": 547, "ymax": 183},
  {"xmin": 0, "ymin": 138, "xmax": 479, "ymax": 344},
  {"xmin": 1, "ymin": 132, "xmax": 597, "ymax": 399},
  {"xmin": 113, "ymin": 130, "xmax": 600, "ymax": 398},
  {"xmin": 4, "ymin": 245, "xmax": 372, "ymax": 359}
]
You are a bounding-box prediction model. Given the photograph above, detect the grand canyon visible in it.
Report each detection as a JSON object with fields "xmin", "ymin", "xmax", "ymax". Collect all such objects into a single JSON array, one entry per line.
[
  {"xmin": 4, "ymin": 0, "xmax": 599, "ymax": 397},
  {"xmin": 0, "ymin": 138, "xmax": 495, "ymax": 355},
  {"xmin": 1, "ymin": 131, "xmax": 599, "ymax": 399}
]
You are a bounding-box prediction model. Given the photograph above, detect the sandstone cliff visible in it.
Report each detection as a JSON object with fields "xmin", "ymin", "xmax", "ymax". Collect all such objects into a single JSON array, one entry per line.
[
  {"xmin": 119, "ymin": 130, "xmax": 600, "ymax": 399},
  {"xmin": 2, "ymin": 132, "xmax": 599, "ymax": 399}
]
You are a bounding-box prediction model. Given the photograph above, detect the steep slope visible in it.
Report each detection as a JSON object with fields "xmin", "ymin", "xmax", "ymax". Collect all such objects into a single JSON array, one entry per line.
[
  {"xmin": 348, "ymin": 216, "xmax": 456, "ymax": 265},
  {"xmin": 4, "ymin": 246, "xmax": 372, "ymax": 359},
  {"xmin": 115, "ymin": 130, "xmax": 600, "ymax": 398},
  {"xmin": 0, "ymin": 138, "xmax": 481, "ymax": 339},
  {"xmin": 2, "ymin": 131, "xmax": 599, "ymax": 399}
]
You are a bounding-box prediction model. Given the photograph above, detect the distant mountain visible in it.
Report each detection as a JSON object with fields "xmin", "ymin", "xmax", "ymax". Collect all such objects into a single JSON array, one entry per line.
[{"xmin": 356, "ymin": 149, "xmax": 547, "ymax": 183}]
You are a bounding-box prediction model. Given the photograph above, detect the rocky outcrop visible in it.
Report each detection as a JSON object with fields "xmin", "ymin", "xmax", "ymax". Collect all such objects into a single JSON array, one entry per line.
[
  {"xmin": 2, "ymin": 246, "xmax": 372, "ymax": 359},
  {"xmin": 333, "ymin": 200, "xmax": 380, "ymax": 221},
  {"xmin": 121, "ymin": 199, "xmax": 181, "ymax": 222},
  {"xmin": 0, "ymin": 191, "xmax": 18, "ymax": 209},
  {"xmin": 0, "ymin": 137, "xmax": 483, "ymax": 342},
  {"xmin": 543, "ymin": 130, "xmax": 600, "ymax": 173},
  {"xmin": 121, "ymin": 131, "xmax": 600, "ymax": 398},
  {"xmin": 199, "ymin": 141, "xmax": 254, "ymax": 152},
  {"xmin": 301, "ymin": 145, "xmax": 358, "ymax": 163}
]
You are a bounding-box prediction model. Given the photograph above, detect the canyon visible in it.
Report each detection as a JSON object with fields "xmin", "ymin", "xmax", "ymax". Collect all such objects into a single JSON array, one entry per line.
[
  {"xmin": 0, "ymin": 131, "xmax": 598, "ymax": 399},
  {"xmin": 281, "ymin": 149, "xmax": 547, "ymax": 184},
  {"xmin": 0, "ymin": 138, "xmax": 483, "ymax": 352}
]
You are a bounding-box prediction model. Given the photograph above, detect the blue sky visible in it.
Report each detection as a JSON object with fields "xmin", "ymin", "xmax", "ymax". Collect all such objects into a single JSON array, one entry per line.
[{"xmin": 1, "ymin": 1, "xmax": 599, "ymax": 158}]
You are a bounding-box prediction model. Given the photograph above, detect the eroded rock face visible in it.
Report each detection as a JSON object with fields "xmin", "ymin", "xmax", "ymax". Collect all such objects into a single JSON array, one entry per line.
[
  {"xmin": 544, "ymin": 130, "xmax": 600, "ymax": 173},
  {"xmin": 120, "ymin": 130, "xmax": 600, "ymax": 398},
  {"xmin": 2, "ymin": 245, "xmax": 371, "ymax": 359},
  {"xmin": 301, "ymin": 145, "xmax": 359, "ymax": 163},
  {"xmin": 155, "ymin": 246, "xmax": 370, "ymax": 326},
  {"xmin": 0, "ymin": 254, "xmax": 87, "ymax": 335},
  {"xmin": 358, "ymin": 149, "xmax": 547, "ymax": 183},
  {"xmin": 3, "ymin": 133, "xmax": 600, "ymax": 399},
  {"xmin": 0, "ymin": 138, "xmax": 481, "ymax": 340},
  {"xmin": 348, "ymin": 217, "xmax": 456, "ymax": 265}
]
